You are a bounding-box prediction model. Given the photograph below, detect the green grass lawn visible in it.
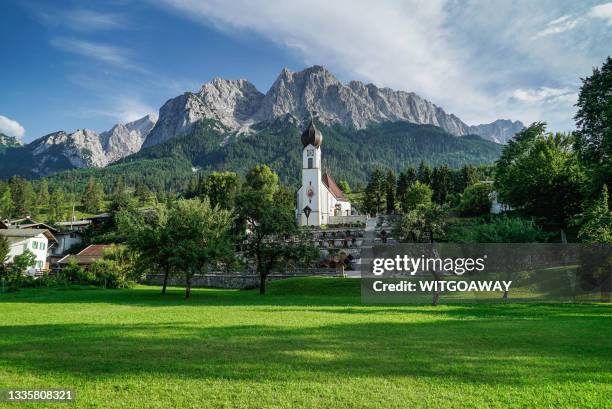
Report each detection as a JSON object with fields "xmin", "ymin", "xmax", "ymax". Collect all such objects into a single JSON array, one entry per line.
[{"xmin": 1, "ymin": 278, "xmax": 611, "ymax": 408}]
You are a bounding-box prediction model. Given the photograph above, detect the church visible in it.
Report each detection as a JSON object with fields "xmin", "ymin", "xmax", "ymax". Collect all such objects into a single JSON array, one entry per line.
[{"xmin": 296, "ymin": 121, "xmax": 352, "ymax": 226}]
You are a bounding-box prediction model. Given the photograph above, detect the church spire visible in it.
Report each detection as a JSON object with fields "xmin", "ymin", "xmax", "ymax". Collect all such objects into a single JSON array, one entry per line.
[{"xmin": 301, "ymin": 118, "xmax": 323, "ymax": 148}]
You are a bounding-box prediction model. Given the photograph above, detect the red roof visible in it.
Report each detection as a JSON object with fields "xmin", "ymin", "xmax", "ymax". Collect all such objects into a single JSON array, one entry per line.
[
  {"xmin": 78, "ymin": 244, "xmax": 113, "ymax": 257},
  {"xmin": 322, "ymin": 171, "xmax": 348, "ymax": 201},
  {"xmin": 57, "ymin": 244, "xmax": 114, "ymax": 266}
]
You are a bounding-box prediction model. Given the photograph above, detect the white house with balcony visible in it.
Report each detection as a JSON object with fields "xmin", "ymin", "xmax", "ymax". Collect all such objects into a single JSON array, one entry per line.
[{"xmin": 0, "ymin": 229, "xmax": 56, "ymax": 273}]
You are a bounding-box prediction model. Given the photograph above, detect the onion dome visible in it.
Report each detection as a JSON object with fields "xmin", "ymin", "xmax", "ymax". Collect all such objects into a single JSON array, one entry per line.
[{"xmin": 301, "ymin": 119, "xmax": 323, "ymax": 148}]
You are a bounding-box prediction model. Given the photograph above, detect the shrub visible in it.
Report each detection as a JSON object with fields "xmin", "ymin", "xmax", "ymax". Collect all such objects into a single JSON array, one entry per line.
[
  {"xmin": 90, "ymin": 259, "xmax": 132, "ymax": 289},
  {"xmin": 448, "ymin": 216, "xmax": 549, "ymax": 243},
  {"xmin": 58, "ymin": 258, "xmax": 96, "ymax": 285}
]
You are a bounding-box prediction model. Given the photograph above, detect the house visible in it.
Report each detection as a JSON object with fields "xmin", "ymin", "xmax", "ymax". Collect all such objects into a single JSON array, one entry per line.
[
  {"xmin": 0, "ymin": 216, "xmax": 59, "ymax": 234},
  {"xmin": 0, "ymin": 229, "xmax": 57, "ymax": 273},
  {"xmin": 85, "ymin": 213, "xmax": 112, "ymax": 230},
  {"xmin": 52, "ymin": 220, "xmax": 91, "ymax": 257},
  {"xmin": 56, "ymin": 244, "xmax": 113, "ymax": 270},
  {"xmin": 296, "ymin": 120, "xmax": 353, "ymax": 226},
  {"xmin": 55, "ymin": 219, "xmax": 91, "ymax": 233}
]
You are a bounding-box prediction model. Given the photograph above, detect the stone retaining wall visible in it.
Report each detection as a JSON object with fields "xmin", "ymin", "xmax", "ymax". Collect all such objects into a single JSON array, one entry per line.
[
  {"xmin": 145, "ymin": 274, "xmax": 259, "ymax": 289},
  {"xmin": 145, "ymin": 271, "xmax": 345, "ymax": 289}
]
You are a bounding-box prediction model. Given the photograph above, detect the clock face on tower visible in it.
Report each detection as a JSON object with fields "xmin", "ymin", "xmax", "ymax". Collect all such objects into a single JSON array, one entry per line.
[
  {"xmin": 307, "ymin": 187, "xmax": 314, "ymax": 199},
  {"xmin": 306, "ymin": 149, "xmax": 314, "ymax": 157}
]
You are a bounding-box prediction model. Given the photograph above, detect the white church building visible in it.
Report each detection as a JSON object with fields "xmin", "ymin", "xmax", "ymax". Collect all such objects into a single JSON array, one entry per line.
[{"xmin": 296, "ymin": 121, "xmax": 352, "ymax": 226}]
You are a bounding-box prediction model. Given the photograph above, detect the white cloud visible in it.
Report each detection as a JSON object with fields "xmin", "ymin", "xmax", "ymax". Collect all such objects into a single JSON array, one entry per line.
[
  {"xmin": 0, "ymin": 115, "xmax": 25, "ymax": 138},
  {"xmin": 29, "ymin": 6, "xmax": 126, "ymax": 32},
  {"xmin": 589, "ymin": 2, "xmax": 612, "ymax": 25},
  {"xmin": 63, "ymin": 9, "xmax": 125, "ymax": 30},
  {"xmin": 155, "ymin": 0, "xmax": 492, "ymax": 121},
  {"xmin": 107, "ymin": 0, "xmax": 612, "ymax": 131},
  {"xmin": 511, "ymin": 87, "xmax": 574, "ymax": 103},
  {"xmin": 50, "ymin": 37, "xmax": 144, "ymax": 71},
  {"xmin": 533, "ymin": 15, "xmax": 579, "ymax": 38}
]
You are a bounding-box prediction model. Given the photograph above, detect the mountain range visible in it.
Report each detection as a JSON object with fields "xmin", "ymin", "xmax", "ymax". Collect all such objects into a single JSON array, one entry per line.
[{"xmin": 0, "ymin": 65, "xmax": 524, "ymax": 180}]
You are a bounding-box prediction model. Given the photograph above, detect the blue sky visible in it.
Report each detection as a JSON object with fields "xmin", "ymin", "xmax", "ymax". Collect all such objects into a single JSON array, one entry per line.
[{"xmin": 1, "ymin": 0, "xmax": 611, "ymax": 142}]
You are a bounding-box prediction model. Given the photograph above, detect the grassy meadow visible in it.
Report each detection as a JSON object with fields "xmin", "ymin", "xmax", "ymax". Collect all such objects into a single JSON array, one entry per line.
[{"xmin": 0, "ymin": 278, "xmax": 611, "ymax": 408}]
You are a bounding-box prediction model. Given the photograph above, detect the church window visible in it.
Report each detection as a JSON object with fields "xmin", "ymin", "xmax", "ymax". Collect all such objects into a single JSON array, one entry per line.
[{"xmin": 308, "ymin": 158, "xmax": 313, "ymax": 168}]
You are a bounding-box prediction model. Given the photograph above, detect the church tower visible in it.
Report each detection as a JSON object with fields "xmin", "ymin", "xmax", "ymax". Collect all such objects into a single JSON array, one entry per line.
[{"xmin": 299, "ymin": 120, "xmax": 323, "ymax": 226}]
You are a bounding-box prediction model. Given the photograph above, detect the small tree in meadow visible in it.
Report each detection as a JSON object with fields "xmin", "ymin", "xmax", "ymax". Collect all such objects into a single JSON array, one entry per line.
[
  {"xmin": 118, "ymin": 203, "xmax": 176, "ymax": 294},
  {"xmin": 167, "ymin": 199, "xmax": 234, "ymax": 299}
]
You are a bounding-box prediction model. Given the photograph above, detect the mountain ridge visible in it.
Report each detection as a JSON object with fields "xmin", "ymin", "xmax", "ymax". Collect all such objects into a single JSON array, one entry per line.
[{"xmin": 143, "ymin": 65, "xmax": 524, "ymax": 148}]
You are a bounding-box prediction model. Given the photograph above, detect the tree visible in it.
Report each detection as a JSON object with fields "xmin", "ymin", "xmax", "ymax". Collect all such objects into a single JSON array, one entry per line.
[
  {"xmin": 401, "ymin": 181, "xmax": 432, "ymax": 213},
  {"xmin": 456, "ymin": 164, "xmax": 478, "ymax": 193},
  {"xmin": 245, "ymin": 165, "xmax": 279, "ymax": 200},
  {"xmin": 167, "ymin": 199, "xmax": 234, "ymax": 299},
  {"xmin": 135, "ymin": 182, "xmax": 152, "ymax": 206},
  {"xmin": 48, "ymin": 188, "xmax": 66, "ymax": 222},
  {"xmin": 431, "ymin": 165, "xmax": 453, "ymax": 204},
  {"xmin": 397, "ymin": 167, "xmax": 417, "ymax": 202},
  {"xmin": 118, "ymin": 203, "xmax": 176, "ymax": 294},
  {"xmin": 385, "ymin": 170, "xmax": 396, "ymax": 214},
  {"xmin": 237, "ymin": 190, "xmax": 317, "ymax": 295},
  {"xmin": 37, "ymin": 179, "xmax": 50, "ymax": 208},
  {"xmin": 395, "ymin": 204, "xmax": 448, "ymax": 243},
  {"xmin": 201, "ymin": 171, "xmax": 240, "ymax": 209},
  {"xmin": 0, "ymin": 185, "xmax": 14, "ymax": 218},
  {"xmin": 12, "ymin": 250, "xmax": 36, "ymax": 274},
  {"xmin": 495, "ymin": 123, "xmax": 588, "ymax": 227},
  {"xmin": 83, "ymin": 177, "xmax": 104, "ymax": 214},
  {"xmin": 109, "ymin": 176, "xmax": 131, "ymax": 213},
  {"xmin": 9, "ymin": 176, "xmax": 35, "ymax": 216},
  {"xmin": 458, "ymin": 182, "xmax": 493, "ymax": 217},
  {"xmin": 576, "ymin": 185, "xmax": 612, "ymax": 243},
  {"xmin": 363, "ymin": 167, "xmax": 385, "ymax": 215},
  {"xmin": 338, "ymin": 180, "xmax": 351, "ymax": 194},
  {"xmin": 417, "ymin": 161, "xmax": 432, "ymax": 185},
  {"xmin": 574, "ymin": 57, "xmax": 612, "ymax": 195}
]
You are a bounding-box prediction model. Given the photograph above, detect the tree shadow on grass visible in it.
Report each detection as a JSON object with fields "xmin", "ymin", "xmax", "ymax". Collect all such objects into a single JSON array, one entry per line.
[{"xmin": 1, "ymin": 317, "xmax": 610, "ymax": 388}]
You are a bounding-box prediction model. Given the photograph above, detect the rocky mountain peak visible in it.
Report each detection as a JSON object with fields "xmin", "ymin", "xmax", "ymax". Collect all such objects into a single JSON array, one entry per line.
[
  {"xmin": 27, "ymin": 114, "xmax": 157, "ymax": 171},
  {"xmin": 142, "ymin": 65, "xmax": 524, "ymax": 148},
  {"xmin": 0, "ymin": 133, "xmax": 24, "ymax": 147}
]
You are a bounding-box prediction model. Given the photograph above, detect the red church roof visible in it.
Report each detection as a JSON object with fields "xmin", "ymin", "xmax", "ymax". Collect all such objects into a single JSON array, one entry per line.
[{"xmin": 322, "ymin": 171, "xmax": 348, "ymax": 201}]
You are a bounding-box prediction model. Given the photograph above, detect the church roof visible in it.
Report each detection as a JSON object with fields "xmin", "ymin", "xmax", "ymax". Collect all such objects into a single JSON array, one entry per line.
[
  {"xmin": 322, "ymin": 171, "xmax": 349, "ymax": 201},
  {"xmin": 301, "ymin": 119, "xmax": 323, "ymax": 148}
]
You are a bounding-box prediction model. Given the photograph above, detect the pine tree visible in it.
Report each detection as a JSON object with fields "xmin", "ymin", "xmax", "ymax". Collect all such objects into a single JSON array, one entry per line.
[
  {"xmin": 37, "ymin": 179, "xmax": 50, "ymax": 208},
  {"xmin": 457, "ymin": 164, "xmax": 478, "ymax": 192},
  {"xmin": 9, "ymin": 176, "xmax": 35, "ymax": 217},
  {"xmin": 135, "ymin": 182, "xmax": 152, "ymax": 206},
  {"xmin": 364, "ymin": 167, "xmax": 385, "ymax": 215},
  {"xmin": 0, "ymin": 186, "xmax": 13, "ymax": 218},
  {"xmin": 417, "ymin": 161, "xmax": 432, "ymax": 185},
  {"xmin": 397, "ymin": 167, "xmax": 417, "ymax": 202},
  {"xmin": 83, "ymin": 177, "xmax": 104, "ymax": 214},
  {"xmin": 48, "ymin": 188, "xmax": 66, "ymax": 222},
  {"xmin": 385, "ymin": 170, "xmax": 396, "ymax": 214},
  {"xmin": 431, "ymin": 165, "xmax": 453, "ymax": 204}
]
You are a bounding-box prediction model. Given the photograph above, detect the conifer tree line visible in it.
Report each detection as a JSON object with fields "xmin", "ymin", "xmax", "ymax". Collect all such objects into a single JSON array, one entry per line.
[{"xmin": 362, "ymin": 162, "xmax": 485, "ymax": 216}]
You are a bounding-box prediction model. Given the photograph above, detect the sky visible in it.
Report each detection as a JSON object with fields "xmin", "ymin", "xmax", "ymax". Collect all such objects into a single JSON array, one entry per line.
[{"xmin": 1, "ymin": 0, "xmax": 611, "ymax": 143}]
